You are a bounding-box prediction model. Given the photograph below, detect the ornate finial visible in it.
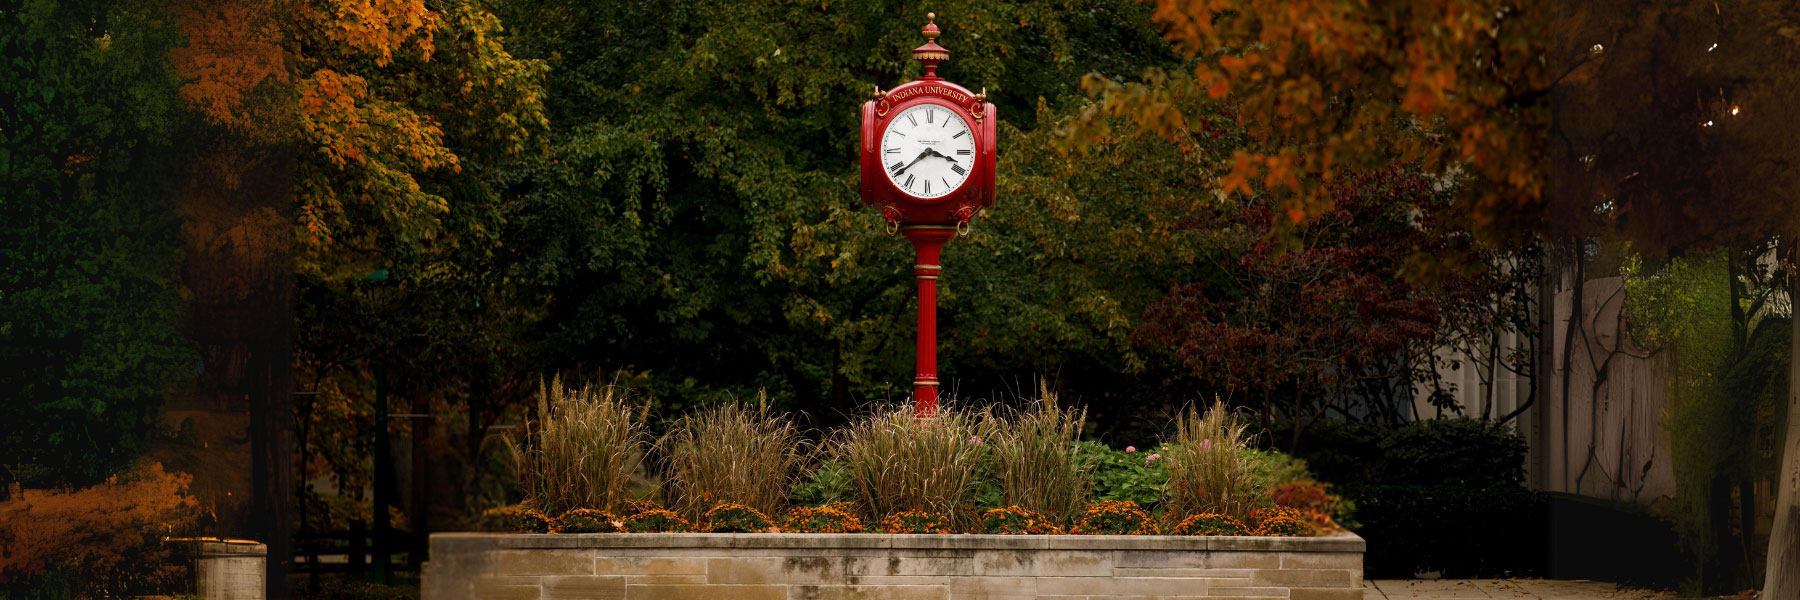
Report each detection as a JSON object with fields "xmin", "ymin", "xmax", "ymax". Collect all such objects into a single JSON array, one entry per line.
[{"xmin": 913, "ymin": 13, "xmax": 950, "ymax": 79}]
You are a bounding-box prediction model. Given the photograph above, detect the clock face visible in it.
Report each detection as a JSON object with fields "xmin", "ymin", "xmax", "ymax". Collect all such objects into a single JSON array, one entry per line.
[{"xmin": 880, "ymin": 102, "xmax": 975, "ymax": 200}]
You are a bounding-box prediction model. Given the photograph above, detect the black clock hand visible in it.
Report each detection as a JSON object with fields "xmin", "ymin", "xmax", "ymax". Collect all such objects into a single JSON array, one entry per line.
[
  {"xmin": 895, "ymin": 150, "xmax": 933, "ymax": 175},
  {"xmin": 924, "ymin": 147, "xmax": 959, "ymax": 164}
]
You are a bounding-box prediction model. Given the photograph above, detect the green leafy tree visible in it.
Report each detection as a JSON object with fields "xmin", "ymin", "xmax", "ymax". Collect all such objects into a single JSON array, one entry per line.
[
  {"xmin": 0, "ymin": 0, "xmax": 195, "ymax": 487},
  {"xmin": 490, "ymin": 0, "xmax": 1205, "ymax": 424}
]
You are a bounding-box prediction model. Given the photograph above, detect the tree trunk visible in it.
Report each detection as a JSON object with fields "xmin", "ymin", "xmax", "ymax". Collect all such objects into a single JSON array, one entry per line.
[{"xmin": 1762, "ymin": 260, "xmax": 1800, "ymax": 599}]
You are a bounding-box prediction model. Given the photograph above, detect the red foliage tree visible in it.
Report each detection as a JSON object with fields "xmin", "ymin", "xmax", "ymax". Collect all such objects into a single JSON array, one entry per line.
[{"xmin": 1137, "ymin": 168, "xmax": 1525, "ymax": 443}]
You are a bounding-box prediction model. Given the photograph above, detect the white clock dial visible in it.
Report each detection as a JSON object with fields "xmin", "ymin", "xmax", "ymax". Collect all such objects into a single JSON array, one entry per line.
[{"xmin": 880, "ymin": 102, "xmax": 975, "ymax": 200}]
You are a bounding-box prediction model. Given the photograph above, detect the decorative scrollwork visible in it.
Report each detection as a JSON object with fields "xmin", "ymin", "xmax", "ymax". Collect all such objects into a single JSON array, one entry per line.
[
  {"xmin": 882, "ymin": 206, "xmax": 903, "ymax": 236},
  {"xmin": 877, "ymin": 98, "xmax": 892, "ymax": 118}
]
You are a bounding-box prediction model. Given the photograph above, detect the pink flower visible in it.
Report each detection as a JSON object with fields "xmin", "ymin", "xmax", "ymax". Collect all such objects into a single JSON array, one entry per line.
[
  {"xmin": 1199, "ymin": 439, "xmax": 1212, "ymax": 450},
  {"xmin": 969, "ymin": 436, "xmax": 983, "ymax": 446},
  {"xmin": 1145, "ymin": 453, "xmax": 1161, "ymax": 464},
  {"xmin": 1125, "ymin": 446, "xmax": 1137, "ymax": 453}
]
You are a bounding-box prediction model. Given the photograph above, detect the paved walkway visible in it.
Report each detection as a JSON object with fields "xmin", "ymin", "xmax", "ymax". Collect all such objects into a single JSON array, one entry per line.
[{"xmin": 1366, "ymin": 579, "xmax": 1696, "ymax": 600}]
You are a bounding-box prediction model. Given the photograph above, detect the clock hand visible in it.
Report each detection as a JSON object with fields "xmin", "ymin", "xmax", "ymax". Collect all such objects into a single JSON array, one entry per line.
[
  {"xmin": 896, "ymin": 150, "xmax": 933, "ymax": 175},
  {"xmin": 924, "ymin": 147, "xmax": 959, "ymax": 164}
]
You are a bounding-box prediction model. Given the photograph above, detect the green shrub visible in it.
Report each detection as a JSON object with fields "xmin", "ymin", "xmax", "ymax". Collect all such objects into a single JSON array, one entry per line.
[
  {"xmin": 1248, "ymin": 505, "xmax": 1314, "ymax": 536},
  {"xmin": 664, "ymin": 397, "xmax": 809, "ymax": 521},
  {"xmin": 622, "ymin": 509, "xmax": 694, "ymax": 533},
  {"xmin": 1071, "ymin": 500, "xmax": 1159, "ymax": 535},
  {"xmin": 702, "ymin": 503, "xmax": 774, "ymax": 533},
  {"xmin": 1243, "ymin": 447, "xmax": 1311, "ymax": 489},
  {"xmin": 790, "ymin": 460, "xmax": 853, "ymax": 507},
  {"xmin": 878, "ymin": 511, "xmax": 954, "ymax": 534},
  {"xmin": 1164, "ymin": 400, "xmax": 1262, "ymax": 523},
  {"xmin": 478, "ymin": 505, "xmax": 552, "ymax": 533},
  {"xmin": 554, "ymin": 508, "xmax": 623, "ymax": 533},
  {"xmin": 781, "ymin": 505, "xmax": 864, "ymax": 533},
  {"xmin": 1072, "ymin": 441, "xmax": 1168, "ymax": 507},
  {"xmin": 1281, "ymin": 418, "xmax": 1545, "ymax": 577},
  {"xmin": 976, "ymin": 506, "xmax": 1062, "ymax": 534},
  {"xmin": 1170, "ymin": 513, "xmax": 1247, "ymax": 536},
  {"xmin": 836, "ymin": 405, "xmax": 991, "ymax": 524},
  {"xmin": 989, "ymin": 393, "xmax": 1093, "ymax": 523},
  {"xmin": 505, "ymin": 376, "xmax": 649, "ymax": 515}
]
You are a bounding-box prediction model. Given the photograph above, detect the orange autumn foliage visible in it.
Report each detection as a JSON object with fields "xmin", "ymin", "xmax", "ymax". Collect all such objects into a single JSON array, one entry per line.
[
  {"xmin": 0, "ymin": 463, "xmax": 202, "ymax": 594},
  {"xmin": 1070, "ymin": 0, "xmax": 1548, "ymax": 244},
  {"xmin": 171, "ymin": 0, "xmax": 288, "ymax": 139}
]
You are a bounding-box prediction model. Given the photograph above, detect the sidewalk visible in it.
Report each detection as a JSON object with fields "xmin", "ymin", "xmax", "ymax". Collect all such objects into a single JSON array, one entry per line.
[{"xmin": 1366, "ymin": 579, "xmax": 1694, "ymax": 600}]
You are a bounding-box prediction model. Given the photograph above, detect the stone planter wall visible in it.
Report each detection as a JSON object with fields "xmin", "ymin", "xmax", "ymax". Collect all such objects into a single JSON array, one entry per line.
[{"xmin": 423, "ymin": 531, "xmax": 1363, "ymax": 600}]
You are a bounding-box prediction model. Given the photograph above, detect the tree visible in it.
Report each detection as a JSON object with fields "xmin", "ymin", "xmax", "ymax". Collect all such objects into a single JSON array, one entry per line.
[
  {"xmin": 1547, "ymin": 0, "xmax": 1800, "ymax": 593},
  {"xmin": 0, "ymin": 0, "xmax": 196, "ymax": 487},
  {"xmin": 1079, "ymin": 0, "xmax": 1800, "ymax": 591},
  {"xmin": 287, "ymin": 0, "xmax": 549, "ymax": 584},
  {"xmin": 490, "ymin": 0, "xmax": 1199, "ymax": 428},
  {"xmin": 1068, "ymin": 0, "xmax": 1549, "ymax": 243}
]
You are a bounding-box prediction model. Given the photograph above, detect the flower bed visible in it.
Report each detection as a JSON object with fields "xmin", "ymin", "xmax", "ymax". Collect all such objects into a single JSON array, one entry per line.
[{"xmin": 422, "ymin": 530, "xmax": 1365, "ymax": 600}]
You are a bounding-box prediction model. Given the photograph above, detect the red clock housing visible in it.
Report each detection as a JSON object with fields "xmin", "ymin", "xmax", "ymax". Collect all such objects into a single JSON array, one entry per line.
[
  {"xmin": 860, "ymin": 16, "xmax": 997, "ymax": 229},
  {"xmin": 858, "ymin": 14, "xmax": 998, "ymax": 417}
]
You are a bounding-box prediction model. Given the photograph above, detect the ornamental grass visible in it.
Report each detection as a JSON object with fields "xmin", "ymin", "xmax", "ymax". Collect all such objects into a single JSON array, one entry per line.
[
  {"xmin": 836, "ymin": 404, "xmax": 992, "ymax": 525},
  {"xmin": 989, "ymin": 389, "xmax": 1092, "ymax": 525},
  {"xmin": 505, "ymin": 376, "xmax": 649, "ymax": 516},
  {"xmin": 1164, "ymin": 399, "xmax": 1262, "ymax": 524},
  {"xmin": 664, "ymin": 395, "xmax": 810, "ymax": 521}
]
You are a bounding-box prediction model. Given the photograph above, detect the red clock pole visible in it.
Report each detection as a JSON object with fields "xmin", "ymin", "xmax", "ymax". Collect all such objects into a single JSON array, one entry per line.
[
  {"xmin": 903, "ymin": 225, "xmax": 955, "ymax": 417},
  {"xmin": 858, "ymin": 14, "xmax": 996, "ymax": 418}
]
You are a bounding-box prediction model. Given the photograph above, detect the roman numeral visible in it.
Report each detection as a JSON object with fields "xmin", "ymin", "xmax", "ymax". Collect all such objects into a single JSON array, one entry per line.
[
  {"xmin": 890, "ymin": 161, "xmax": 905, "ymax": 174},
  {"xmin": 905, "ymin": 174, "xmax": 916, "ymax": 189},
  {"xmin": 952, "ymin": 131, "xmax": 967, "ymax": 139},
  {"xmin": 956, "ymin": 149, "xmax": 971, "ymax": 155},
  {"xmin": 950, "ymin": 164, "xmax": 966, "ymax": 175},
  {"xmin": 906, "ymin": 114, "xmax": 917, "ymax": 126},
  {"xmin": 927, "ymin": 110, "xmax": 934, "ymax": 124},
  {"xmin": 925, "ymin": 180, "xmax": 931, "ymax": 194},
  {"xmin": 885, "ymin": 148, "xmax": 899, "ymax": 154},
  {"xmin": 942, "ymin": 178, "xmax": 952, "ymax": 189}
]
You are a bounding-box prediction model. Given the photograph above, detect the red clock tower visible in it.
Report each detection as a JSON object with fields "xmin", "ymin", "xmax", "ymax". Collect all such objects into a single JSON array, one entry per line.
[{"xmin": 860, "ymin": 14, "xmax": 997, "ymax": 416}]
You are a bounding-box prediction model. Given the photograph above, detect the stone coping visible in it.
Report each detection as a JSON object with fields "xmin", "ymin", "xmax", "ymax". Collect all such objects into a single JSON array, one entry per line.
[{"xmin": 433, "ymin": 531, "xmax": 1365, "ymax": 553}]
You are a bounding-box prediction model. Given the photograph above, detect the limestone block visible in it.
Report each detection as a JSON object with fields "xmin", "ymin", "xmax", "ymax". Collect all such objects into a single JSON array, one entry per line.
[
  {"xmin": 625, "ymin": 584, "xmax": 786, "ymax": 600},
  {"xmin": 541, "ymin": 575, "xmax": 624, "ymax": 600},
  {"xmin": 947, "ymin": 575, "xmax": 1035, "ymax": 600},
  {"xmin": 788, "ymin": 584, "xmax": 950, "ymax": 600},
  {"xmin": 490, "ymin": 550, "xmax": 597, "ymax": 576},
  {"xmin": 1251, "ymin": 568, "xmax": 1359, "ymax": 587},
  {"xmin": 973, "ymin": 549, "xmax": 1111, "ymax": 577},
  {"xmin": 593, "ymin": 557, "xmax": 707, "ymax": 576},
  {"xmin": 1290, "ymin": 587, "xmax": 1367, "ymax": 600},
  {"xmin": 1281, "ymin": 552, "xmax": 1363, "ymax": 570}
]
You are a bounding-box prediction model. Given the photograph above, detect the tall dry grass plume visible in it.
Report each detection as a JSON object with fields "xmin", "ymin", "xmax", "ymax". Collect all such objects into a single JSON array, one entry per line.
[
  {"xmin": 506, "ymin": 375, "xmax": 648, "ymax": 515},
  {"xmin": 990, "ymin": 385, "xmax": 1092, "ymax": 524},
  {"xmin": 836, "ymin": 404, "xmax": 992, "ymax": 522},
  {"xmin": 663, "ymin": 393, "xmax": 810, "ymax": 521},
  {"xmin": 1165, "ymin": 399, "xmax": 1263, "ymax": 523}
]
